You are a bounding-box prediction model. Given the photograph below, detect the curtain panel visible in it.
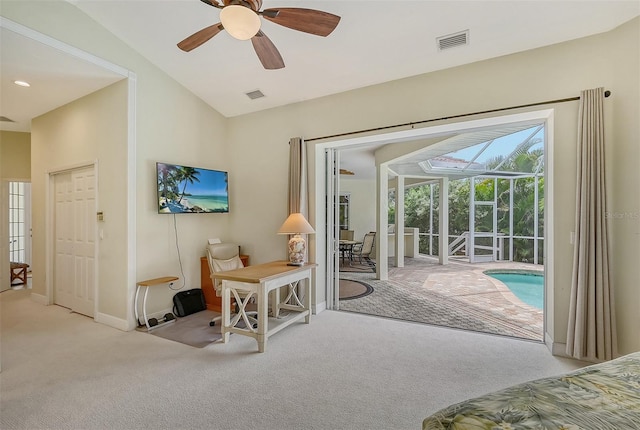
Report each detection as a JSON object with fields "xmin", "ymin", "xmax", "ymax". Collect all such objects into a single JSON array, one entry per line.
[
  {"xmin": 287, "ymin": 137, "xmax": 307, "ymax": 215},
  {"xmin": 287, "ymin": 137, "xmax": 309, "ymax": 300},
  {"xmin": 566, "ymin": 87, "xmax": 617, "ymax": 362}
]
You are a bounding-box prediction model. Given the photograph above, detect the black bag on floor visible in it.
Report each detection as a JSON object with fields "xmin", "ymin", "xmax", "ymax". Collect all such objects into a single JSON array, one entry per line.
[{"xmin": 173, "ymin": 288, "xmax": 206, "ymax": 317}]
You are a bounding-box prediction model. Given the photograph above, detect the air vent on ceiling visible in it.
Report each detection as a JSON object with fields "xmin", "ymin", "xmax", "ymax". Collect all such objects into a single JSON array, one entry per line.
[
  {"xmin": 245, "ymin": 89, "xmax": 265, "ymax": 100},
  {"xmin": 0, "ymin": 116, "xmax": 16, "ymax": 122},
  {"xmin": 437, "ymin": 30, "xmax": 469, "ymax": 51}
]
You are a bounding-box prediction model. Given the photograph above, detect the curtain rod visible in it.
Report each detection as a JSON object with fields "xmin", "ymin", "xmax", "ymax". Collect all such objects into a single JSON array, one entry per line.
[{"xmin": 305, "ymin": 90, "xmax": 611, "ymax": 143}]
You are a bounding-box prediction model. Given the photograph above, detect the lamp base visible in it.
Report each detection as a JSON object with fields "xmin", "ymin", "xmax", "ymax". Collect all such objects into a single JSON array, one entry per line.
[{"xmin": 287, "ymin": 234, "xmax": 306, "ymax": 266}]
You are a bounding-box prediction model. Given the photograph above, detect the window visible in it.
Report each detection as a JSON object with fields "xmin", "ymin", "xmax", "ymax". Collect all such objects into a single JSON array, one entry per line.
[
  {"xmin": 339, "ymin": 194, "xmax": 350, "ymax": 230},
  {"xmin": 9, "ymin": 182, "xmax": 26, "ymax": 263}
]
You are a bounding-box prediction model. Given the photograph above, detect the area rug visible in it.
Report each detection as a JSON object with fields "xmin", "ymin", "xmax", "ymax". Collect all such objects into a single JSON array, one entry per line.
[
  {"xmin": 148, "ymin": 310, "xmax": 223, "ymax": 348},
  {"xmin": 339, "ymin": 279, "xmax": 374, "ymax": 300}
]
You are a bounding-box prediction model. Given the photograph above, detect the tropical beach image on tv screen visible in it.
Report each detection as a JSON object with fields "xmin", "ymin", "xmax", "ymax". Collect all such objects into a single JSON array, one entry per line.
[{"xmin": 157, "ymin": 162, "xmax": 229, "ymax": 213}]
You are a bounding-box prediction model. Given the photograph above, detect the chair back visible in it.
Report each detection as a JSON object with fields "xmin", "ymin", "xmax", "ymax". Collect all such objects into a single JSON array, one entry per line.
[
  {"xmin": 206, "ymin": 243, "xmax": 244, "ymax": 293},
  {"xmin": 340, "ymin": 229, "xmax": 354, "ymax": 241},
  {"xmin": 360, "ymin": 232, "xmax": 376, "ymax": 255}
]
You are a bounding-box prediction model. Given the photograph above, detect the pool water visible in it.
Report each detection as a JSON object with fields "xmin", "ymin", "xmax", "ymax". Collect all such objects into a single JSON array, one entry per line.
[{"xmin": 486, "ymin": 272, "xmax": 544, "ymax": 309}]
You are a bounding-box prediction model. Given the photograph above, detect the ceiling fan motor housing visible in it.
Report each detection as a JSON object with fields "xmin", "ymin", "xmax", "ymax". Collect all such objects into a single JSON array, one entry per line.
[
  {"xmin": 182, "ymin": 0, "xmax": 340, "ymax": 70},
  {"xmin": 224, "ymin": 0, "xmax": 262, "ymax": 11}
]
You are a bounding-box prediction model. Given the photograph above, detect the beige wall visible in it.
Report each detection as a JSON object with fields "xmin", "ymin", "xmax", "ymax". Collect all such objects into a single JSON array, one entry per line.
[
  {"xmin": 31, "ymin": 81, "xmax": 128, "ymax": 317},
  {"xmin": 606, "ymin": 18, "xmax": 640, "ymax": 354},
  {"xmin": 228, "ymin": 18, "xmax": 639, "ymax": 355},
  {"xmin": 0, "ymin": 131, "xmax": 31, "ymax": 292},
  {"xmin": 0, "ymin": 131, "xmax": 31, "ymax": 180},
  {"xmin": 2, "ymin": 2, "xmax": 637, "ymax": 353},
  {"xmin": 3, "ymin": 1, "xmax": 230, "ymax": 328}
]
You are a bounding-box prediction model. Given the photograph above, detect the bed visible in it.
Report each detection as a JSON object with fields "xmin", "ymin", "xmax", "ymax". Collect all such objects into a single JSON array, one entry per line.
[{"xmin": 423, "ymin": 351, "xmax": 640, "ymax": 429}]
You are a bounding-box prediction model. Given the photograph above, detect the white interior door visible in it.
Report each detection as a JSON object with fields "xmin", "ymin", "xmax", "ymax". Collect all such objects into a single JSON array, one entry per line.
[
  {"xmin": 325, "ymin": 149, "xmax": 340, "ymax": 310},
  {"xmin": 53, "ymin": 166, "xmax": 96, "ymax": 317}
]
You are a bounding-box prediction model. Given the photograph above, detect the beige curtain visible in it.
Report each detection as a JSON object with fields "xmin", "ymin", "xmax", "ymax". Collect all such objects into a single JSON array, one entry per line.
[
  {"xmin": 288, "ymin": 137, "xmax": 307, "ymax": 215},
  {"xmin": 566, "ymin": 87, "xmax": 617, "ymax": 362},
  {"xmin": 287, "ymin": 137, "xmax": 309, "ymax": 301}
]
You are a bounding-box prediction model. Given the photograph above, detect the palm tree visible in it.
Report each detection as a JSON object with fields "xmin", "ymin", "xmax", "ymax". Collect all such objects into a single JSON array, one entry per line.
[
  {"xmin": 158, "ymin": 163, "xmax": 180, "ymax": 202},
  {"xmin": 176, "ymin": 167, "xmax": 200, "ymax": 205}
]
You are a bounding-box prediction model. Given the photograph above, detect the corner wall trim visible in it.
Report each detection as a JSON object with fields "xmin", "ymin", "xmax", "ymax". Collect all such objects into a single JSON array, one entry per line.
[
  {"xmin": 313, "ymin": 301, "xmax": 326, "ymax": 314},
  {"xmin": 95, "ymin": 312, "xmax": 130, "ymax": 331},
  {"xmin": 30, "ymin": 292, "xmax": 48, "ymax": 305}
]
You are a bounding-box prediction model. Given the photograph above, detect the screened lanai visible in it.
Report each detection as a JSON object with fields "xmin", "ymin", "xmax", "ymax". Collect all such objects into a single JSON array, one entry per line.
[
  {"xmin": 335, "ymin": 121, "xmax": 547, "ymax": 341},
  {"xmin": 385, "ymin": 122, "xmax": 545, "ymax": 271}
]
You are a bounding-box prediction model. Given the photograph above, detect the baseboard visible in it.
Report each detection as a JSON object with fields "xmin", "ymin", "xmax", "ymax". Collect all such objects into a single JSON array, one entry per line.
[
  {"xmin": 551, "ymin": 341, "xmax": 570, "ymax": 358},
  {"xmin": 313, "ymin": 300, "xmax": 326, "ymax": 315},
  {"xmin": 30, "ymin": 292, "xmax": 48, "ymax": 305},
  {"xmin": 95, "ymin": 312, "xmax": 130, "ymax": 331}
]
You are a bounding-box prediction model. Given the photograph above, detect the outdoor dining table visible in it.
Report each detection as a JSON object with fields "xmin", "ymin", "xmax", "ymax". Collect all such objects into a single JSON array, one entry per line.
[{"xmin": 339, "ymin": 240, "xmax": 362, "ymax": 265}]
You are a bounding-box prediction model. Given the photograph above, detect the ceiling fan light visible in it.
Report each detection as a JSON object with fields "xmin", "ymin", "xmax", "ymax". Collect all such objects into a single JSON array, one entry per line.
[{"xmin": 220, "ymin": 5, "xmax": 261, "ymax": 40}]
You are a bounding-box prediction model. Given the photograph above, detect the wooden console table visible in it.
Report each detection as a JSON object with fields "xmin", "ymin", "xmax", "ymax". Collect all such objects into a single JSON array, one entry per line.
[
  {"xmin": 200, "ymin": 255, "xmax": 248, "ymax": 312},
  {"xmin": 210, "ymin": 260, "xmax": 316, "ymax": 353}
]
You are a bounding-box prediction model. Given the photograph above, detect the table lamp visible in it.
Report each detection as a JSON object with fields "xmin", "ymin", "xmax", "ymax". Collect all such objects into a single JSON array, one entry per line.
[{"xmin": 277, "ymin": 213, "xmax": 315, "ymax": 266}]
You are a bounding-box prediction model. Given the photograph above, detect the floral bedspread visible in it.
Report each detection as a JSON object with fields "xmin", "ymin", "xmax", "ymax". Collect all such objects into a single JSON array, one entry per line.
[{"xmin": 423, "ymin": 352, "xmax": 640, "ymax": 430}]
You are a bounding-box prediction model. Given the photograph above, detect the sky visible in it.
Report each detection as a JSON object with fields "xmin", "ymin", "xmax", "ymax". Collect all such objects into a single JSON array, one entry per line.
[
  {"xmin": 448, "ymin": 126, "xmax": 544, "ymax": 166},
  {"xmin": 160, "ymin": 163, "xmax": 228, "ymax": 196}
]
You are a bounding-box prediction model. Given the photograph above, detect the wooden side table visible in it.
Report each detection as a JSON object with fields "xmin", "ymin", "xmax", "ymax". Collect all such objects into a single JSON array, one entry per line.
[
  {"xmin": 201, "ymin": 255, "xmax": 248, "ymax": 312},
  {"xmin": 10, "ymin": 262, "xmax": 29, "ymax": 285},
  {"xmin": 135, "ymin": 276, "xmax": 179, "ymax": 331}
]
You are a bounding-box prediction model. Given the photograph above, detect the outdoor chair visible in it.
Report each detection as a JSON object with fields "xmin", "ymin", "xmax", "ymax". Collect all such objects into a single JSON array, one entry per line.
[
  {"xmin": 352, "ymin": 232, "xmax": 376, "ymax": 270},
  {"xmin": 339, "ymin": 229, "xmax": 354, "ymax": 241}
]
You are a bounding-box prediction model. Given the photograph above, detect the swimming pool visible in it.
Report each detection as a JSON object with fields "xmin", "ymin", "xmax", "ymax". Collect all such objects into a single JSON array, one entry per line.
[{"xmin": 485, "ymin": 271, "xmax": 544, "ymax": 309}]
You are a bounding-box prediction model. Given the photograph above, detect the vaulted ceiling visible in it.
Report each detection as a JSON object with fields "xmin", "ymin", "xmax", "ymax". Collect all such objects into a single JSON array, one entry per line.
[
  {"xmin": 2, "ymin": 1, "xmax": 638, "ymax": 133},
  {"xmin": 1, "ymin": 1, "xmax": 638, "ymax": 178}
]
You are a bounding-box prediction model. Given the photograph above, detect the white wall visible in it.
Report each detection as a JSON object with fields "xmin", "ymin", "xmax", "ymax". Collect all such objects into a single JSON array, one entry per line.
[{"xmin": 339, "ymin": 177, "xmax": 376, "ymax": 241}]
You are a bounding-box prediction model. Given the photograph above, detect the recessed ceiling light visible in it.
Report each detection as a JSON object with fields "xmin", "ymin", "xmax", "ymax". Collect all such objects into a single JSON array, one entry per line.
[{"xmin": 14, "ymin": 80, "xmax": 31, "ymax": 87}]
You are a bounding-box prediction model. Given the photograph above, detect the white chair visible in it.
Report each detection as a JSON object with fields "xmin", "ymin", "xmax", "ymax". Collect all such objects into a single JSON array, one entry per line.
[{"xmin": 206, "ymin": 243, "xmax": 258, "ymax": 329}]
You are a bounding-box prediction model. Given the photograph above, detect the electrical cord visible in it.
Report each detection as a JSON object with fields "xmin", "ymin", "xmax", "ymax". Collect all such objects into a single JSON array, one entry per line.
[{"xmin": 170, "ymin": 213, "xmax": 186, "ymax": 291}]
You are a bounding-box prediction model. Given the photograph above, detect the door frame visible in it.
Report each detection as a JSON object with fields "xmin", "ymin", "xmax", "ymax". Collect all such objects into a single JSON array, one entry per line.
[
  {"xmin": 312, "ymin": 108, "xmax": 555, "ymax": 348},
  {"xmin": 1, "ymin": 178, "xmax": 31, "ymax": 292},
  {"xmin": 325, "ymin": 148, "xmax": 340, "ymax": 310},
  {"xmin": 46, "ymin": 161, "xmax": 98, "ymax": 318}
]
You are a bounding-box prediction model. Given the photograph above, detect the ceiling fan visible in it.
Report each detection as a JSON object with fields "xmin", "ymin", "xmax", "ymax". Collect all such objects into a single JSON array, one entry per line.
[{"xmin": 178, "ymin": 0, "xmax": 341, "ymax": 70}]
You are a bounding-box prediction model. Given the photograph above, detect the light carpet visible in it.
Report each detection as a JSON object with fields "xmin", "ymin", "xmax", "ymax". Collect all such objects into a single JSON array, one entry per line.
[{"xmin": 0, "ymin": 288, "xmax": 586, "ymax": 430}]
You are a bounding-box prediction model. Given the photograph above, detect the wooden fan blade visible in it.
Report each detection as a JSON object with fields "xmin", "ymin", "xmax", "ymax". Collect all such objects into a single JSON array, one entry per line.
[
  {"xmin": 199, "ymin": 0, "xmax": 222, "ymax": 8},
  {"xmin": 262, "ymin": 8, "xmax": 340, "ymax": 37},
  {"xmin": 177, "ymin": 23, "xmax": 224, "ymax": 52},
  {"xmin": 251, "ymin": 30, "xmax": 284, "ymax": 69}
]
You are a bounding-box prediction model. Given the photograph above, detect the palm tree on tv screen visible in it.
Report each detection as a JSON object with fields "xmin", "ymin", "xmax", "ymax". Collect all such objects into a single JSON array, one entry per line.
[
  {"xmin": 158, "ymin": 163, "xmax": 180, "ymax": 202},
  {"xmin": 176, "ymin": 167, "xmax": 200, "ymax": 205}
]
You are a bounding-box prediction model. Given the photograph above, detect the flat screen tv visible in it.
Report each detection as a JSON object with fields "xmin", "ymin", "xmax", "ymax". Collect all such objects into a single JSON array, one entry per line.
[{"xmin": 157, "ymin": 162, "xmax": 229, "ymax": 213}]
